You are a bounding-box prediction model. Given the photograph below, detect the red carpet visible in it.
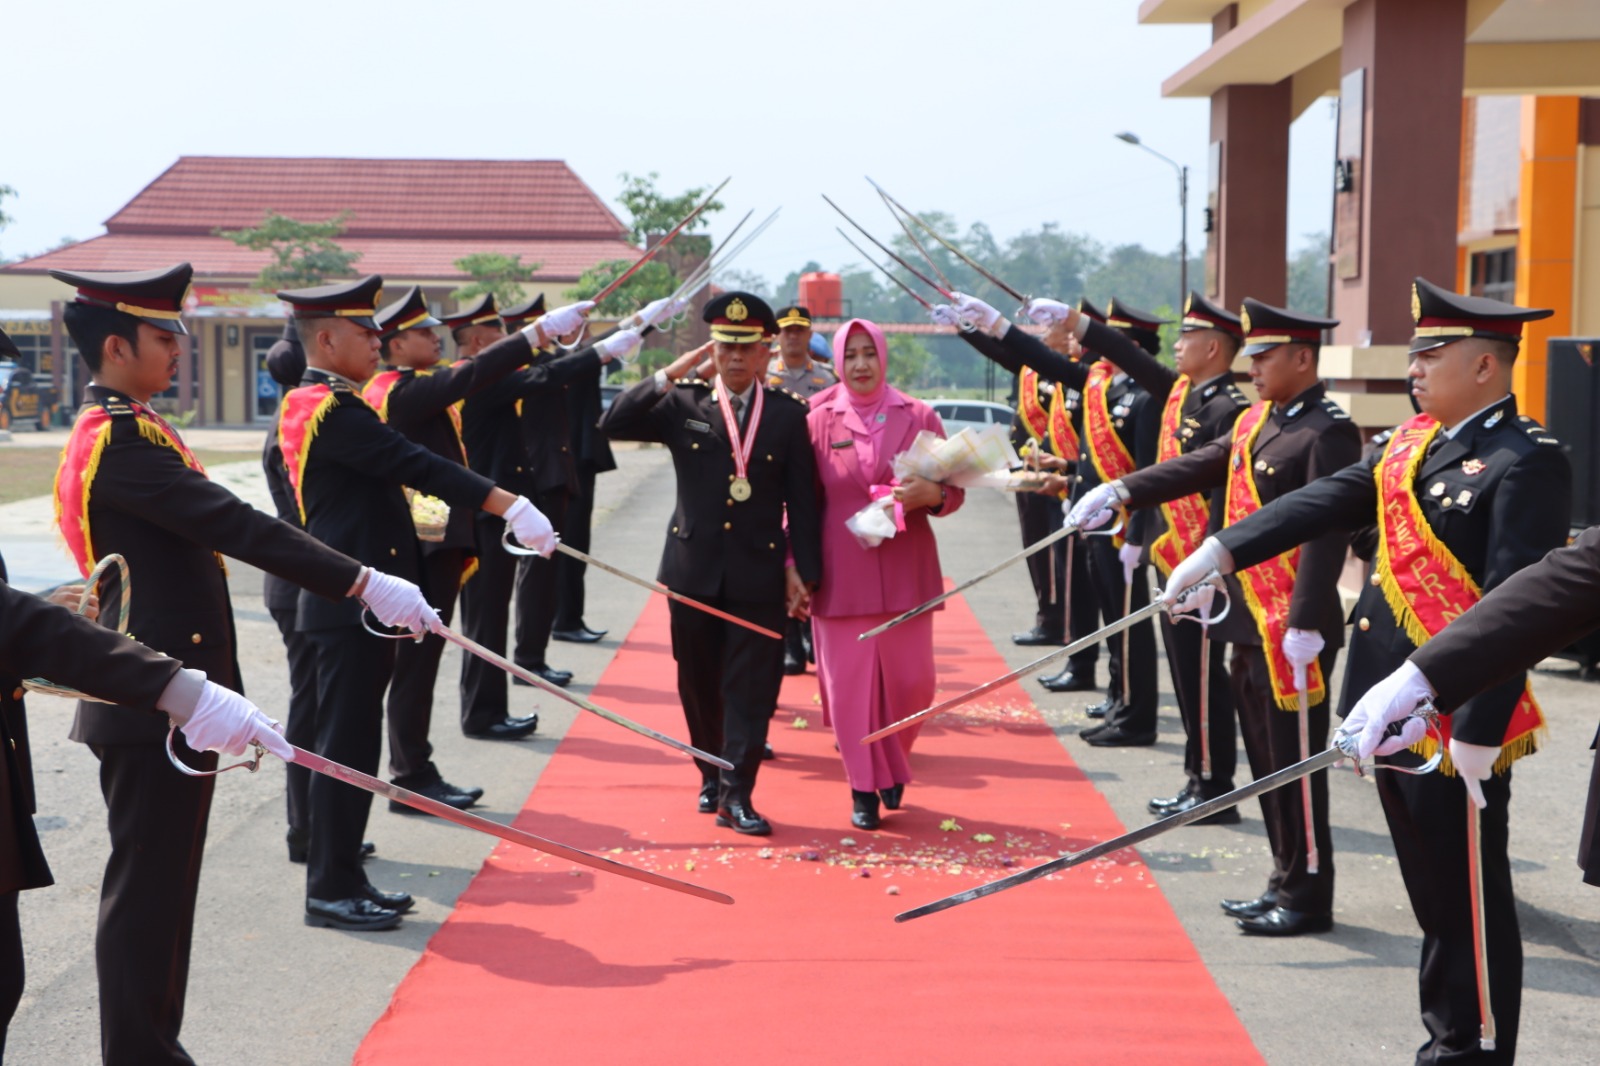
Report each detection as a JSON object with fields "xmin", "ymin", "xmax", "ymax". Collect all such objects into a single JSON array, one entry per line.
[{"xmin": 356, "ymin": 595, "xmax": 1262, "ymax": 1064}]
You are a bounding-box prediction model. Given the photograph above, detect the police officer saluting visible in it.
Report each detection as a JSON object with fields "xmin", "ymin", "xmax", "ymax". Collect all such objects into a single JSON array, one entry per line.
[
  {"xmin": 598, "ymin": 293, "xmax": 821, "ymax": 835},
  {"xmin": 1162, "ymin": 279, "xmax": 1569, "ymax": 1060},
  {"xmin": 275, "ymin": 275, "xmax": 561, "ymax": 931}
]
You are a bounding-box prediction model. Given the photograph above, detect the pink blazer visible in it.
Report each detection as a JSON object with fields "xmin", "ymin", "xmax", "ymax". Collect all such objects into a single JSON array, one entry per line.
[{"xmin": 806, "ymin": 385, "xmax": 964, "ymax": 618}]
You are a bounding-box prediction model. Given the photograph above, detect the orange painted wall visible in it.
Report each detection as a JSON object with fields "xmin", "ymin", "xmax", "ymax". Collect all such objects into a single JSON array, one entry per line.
[{"xmin": 1513, "ymin": 96, "xmax": 1579, "ymax": 422}]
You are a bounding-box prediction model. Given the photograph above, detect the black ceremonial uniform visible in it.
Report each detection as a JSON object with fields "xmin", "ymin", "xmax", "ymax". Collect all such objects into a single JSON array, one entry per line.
[
  {"xmin": 1122, "ymin": 374, "xmax": 1361, "ymax": 919},
  {"xmin": 285, "ymin": 365, "xmax": 496, "ymax": 904},
  {"xmin": 1410, "ymin": 523, "xmax": 1600, "ymax": 888},
  {"xmin": 1010, "ymin": 391, "xmax": 1067, "ymax": 645},
  {"xmin": 367, "ymin": 287, "xmax": 531, "ymax": 792},
  {"xmin": 597, "ymin": 293, "xmax": 821, "ymax": 825},
  {"xmin": 553, "ymin": 318, "xmax": 619, "ymax": 637}
]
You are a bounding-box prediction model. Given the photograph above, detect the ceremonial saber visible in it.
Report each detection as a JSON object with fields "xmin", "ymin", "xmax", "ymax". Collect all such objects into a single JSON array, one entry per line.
[
  {"xmin": 894, "ymin": 713, "xmax": 1442, "ymax": 922},
  {"xmin": 503, "ymin": 531, "xmax": 781, "ymax": 641},
  {"xmin": 877, "ymin": 187, "xmax": 956, "ymax": 294},
  {"xmin": 590, "ymin": 177, "xmax": 731, "ymax": 305},
  {"xmin": 1120, "ymin": 576, "xmax": 1133, "ymax": 708},
  {"xmin": 1199, "ymin": 621, "xmax": 1212, "ymax": 781},
  {"xmin": 162, "ymin": 728, "xmax": 731, "ymax": 905},
  {"xmin": 860, "ymin": 575, "xmax": 1226, "ymax": 744},
  {"xmin": 1467, "ymin": 795, "xmax": 1498, "ymax": 1051},
  {"xmin": 1294, "ymin": 663, "xmax": 1318, "ymax": 874},
  {"xmin": 857, "ymin": 518, "xmax": 1118, "ymax": 643},
  {"xmin": 865, "ymin": 177, "xmax": 1028, "ymax": 304},
  {"xmin": 822, "ymin": 194, "xmax": 953, "ymax": 300},
  {"xmin": 836, "ymin": 228, "xmax": 934, "ymax": 311},
  {"xmin": 650, "ymin": 207, "xmax": 781, "ymax": 321}
]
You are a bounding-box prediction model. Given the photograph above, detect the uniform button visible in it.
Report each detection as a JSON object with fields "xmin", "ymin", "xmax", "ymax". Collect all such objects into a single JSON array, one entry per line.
[
  {"xmin": 726, "ymin": 499, "xmax": 733, "ymax": 507},
  {"xmin": 1267, "ymin": 467, "xmax": 1275, "ymax": 475},
  {"xmin": 723, "ymin": 522, "xmax": 732, "ymax": 531},
  {"xmin": 11, "ymin": 687, "xmax": 22, "ymax": 700},
  {"xmin": 769, "ymin": 542, "xmax": 776, "ymax": 549},
  {"xmin": 561, "ymin": 446, "xmax": 568, "ymax": 452},
  {"xmin": 1441, "ymin": 497, "xmax": 1452, "ymax": 508},
  {"xmin": 1358, "ymin": 618, "xmax": 1371, "ymax": 632},
  {"xmin": 691, "ymin": 442, "xmax": 699, "ymax": 450},
  {"xmin": 389, "ymin": 547, "xmax": 398, "ymax": 556},
  {"xmin": 1370, "ymin": 573, "xmax": 1381, "ymax": 587},
  {"xmin": 766, "ymin": 454, "xmax": 773, "ymax": 461},
  {"xmin": 516, "ymin": 466, "xmax": 524, "ymax": 472},
  {"xmin": 671, "ymin": 525, "xmax": 679, "ymax": 533},
  {"xmin": 191, "ymin": 633, "xmax": 203, "ymax": 644}
]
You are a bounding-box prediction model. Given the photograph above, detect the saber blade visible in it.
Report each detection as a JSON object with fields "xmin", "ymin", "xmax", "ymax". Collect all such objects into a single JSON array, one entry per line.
[
  {"xmin": 1467, "ymin": 796, "xmax": 1498, "ymax": 1050},
  {"xmin": 836, "ymin": 228, "xmax": 934, "ymax": 311},
  {"xmin": 1199, "ymin": 623, "xmax": 1212, "ymax": 781},
  {"xmin": 858, "ymin": 522, "xmax": 1083, "ymax": 642},
  {"xmin": 436, "ymin": 622, "xmax": 734, "ymax": 771},
  {"xmin": 877, "ymin": 188, "xmax": 955, "ymax": 294},
  {"xmin": 592, "ymin": 176, "xmax": 731, "ymax": 305},
  {"xmin": 1294, "ymin": 665, "xmax": 1318, "ymax": 874},
  {"xmin": 865, "ymin": 177, "xmax": 1026, "ymax": 303},
  {"xmin": 895, "ymin": 740, "xmax": 1358, "ymax": 922},
  {"xmin": 821, "ymin": 194, "xmax": 952, "ymax": 299}
]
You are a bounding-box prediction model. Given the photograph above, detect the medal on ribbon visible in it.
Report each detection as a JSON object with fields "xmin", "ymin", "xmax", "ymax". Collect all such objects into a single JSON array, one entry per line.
[{"xmin": 717, "ymin": 384, "xmax": 764, "ymax": 503}]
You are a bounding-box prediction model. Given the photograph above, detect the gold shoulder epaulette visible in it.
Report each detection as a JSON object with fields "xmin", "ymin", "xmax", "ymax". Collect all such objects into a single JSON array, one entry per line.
[{"xmin": 677, "ymin": 377, "xmax": 711, "ymax": 388}]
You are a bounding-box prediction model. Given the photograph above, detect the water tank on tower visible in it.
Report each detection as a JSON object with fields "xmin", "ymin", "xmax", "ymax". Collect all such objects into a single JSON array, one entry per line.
[{"xmin": 798, "ymin": 272, "xmax": 844, "ymax": 318}]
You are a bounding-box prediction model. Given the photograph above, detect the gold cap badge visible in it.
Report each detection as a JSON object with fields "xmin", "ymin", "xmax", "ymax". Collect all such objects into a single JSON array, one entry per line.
[{"xmin": 726, "ymin": 298, "xmax": 748, "ymax": 322}]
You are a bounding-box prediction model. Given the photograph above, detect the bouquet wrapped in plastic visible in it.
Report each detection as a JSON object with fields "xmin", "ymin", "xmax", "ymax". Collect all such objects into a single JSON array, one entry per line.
[{"xmin": 845, "ymin": 424, "xmax": 1020, "ymax": 548}]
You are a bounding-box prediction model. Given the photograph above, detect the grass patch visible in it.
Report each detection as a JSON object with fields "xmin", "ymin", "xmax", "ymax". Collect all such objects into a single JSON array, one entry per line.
[{"xmin": 0, "ymin": 448, "xmax": 247, "ymax": 506}]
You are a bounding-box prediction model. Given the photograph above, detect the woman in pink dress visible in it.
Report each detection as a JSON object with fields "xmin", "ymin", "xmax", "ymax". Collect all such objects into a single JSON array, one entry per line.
[{"xmin": 806, "ymin": 319, "xmax": 964, "ymax": 830}]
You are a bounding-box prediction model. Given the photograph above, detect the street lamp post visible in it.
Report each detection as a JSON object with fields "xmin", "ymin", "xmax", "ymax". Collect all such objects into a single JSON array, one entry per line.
[{"xmin": 1116, "ymin": 132, "xmax": 1188, "ymax": 310}]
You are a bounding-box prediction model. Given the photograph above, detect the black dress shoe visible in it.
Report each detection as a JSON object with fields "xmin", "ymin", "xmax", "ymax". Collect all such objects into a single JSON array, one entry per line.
[
  {"xmin": 1084, "ymin": 696, "xmax": 1120, "ymax": 720},
  {"xmin": 305, "ymin": 897, "xmax": 403, "ymax": 931},
  {"xmin": 878, "ymin": 783, "xmax": 904, "ymax": 810},
  {"xmin": 455, "ymin": 782, "xmax": 485, "ymax": 802},
  {"xmin": 362, "ymin": 882, "xmax": 415, "ymax": 913},
  {"xmin": 1082, "ymin": 725, "xmax": 1157, "ymax": 748},
  {"xmin": 1221, "ymin": 894, "xmax": 1278, "ymax": 919},
  {"xmin": 1039, "ymin": 668, "xmax": 1096, "ymax": 693},
  {"xmin": 551, "ymin": 627, "xmax": 605, "ymax": 644},
  {"xmin": 762, "ymin": 742, "xmax": 775, "ymax": 760},
  {"xmin": 1236, "ymin": 907, "xmax": 1332, "ymax": 937},
  {"xmin": 1148, "ymin": 781, "xmax": 1197, "ymax": 815},
  {"xmin": 464, "ymin": 714, "xmax": 539, "ymax": 740},
  {"xmin": 783, "ymin": 653, "xmax": 805, "ymax": 675},
  {"xmin": 1012, "ymin": 626, "xmax": 1065, "ymax": 647},
  {"xmin": 697, "ymin": 782, "xmax": 719, "ymax": 814},
  {"xmin": 1159, "ymin": 790, "xmax": 1242, "ymax": 824},
  {"xmin": 287, "ymin": 828, "xmax": 373, "ymax": 864},
  {"xmin": 390, "ymin": 779, "xmax": 479, "ymax": 814},
  {"xmin": 1078, "ymin": 722, "xmax": 1110, "ymax": 740},
  {"xmin": 851, "ymin": 789, "xmax": 881, "ymax": 830},
  {"xmin": 715, "ymin": 800, "xmax": 772, "ymax": 836},
  {"xmin": 516, "ymin": 665, "xmax": 572, "ymax": 688}
]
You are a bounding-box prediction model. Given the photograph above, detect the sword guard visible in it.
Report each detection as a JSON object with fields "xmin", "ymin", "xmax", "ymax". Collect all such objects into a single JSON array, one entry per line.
[
  {"xmin": 1166, "ymin": 571, "xmax": 1231, "ymax": 626},
  {"xmin": 1331, "ymin": 703, "xmax": 1443, "ymax": 777},
  {"xmin": 1081, "ymin": 513, "xmax": 1126, "ymax": 540},
  {"xmin": 554, "ymin": 320, "xmax": 589, "ymax": 352},
  {"xmin": 163, "ymin": 723, "xmax": 267, "ymax": 778},
  {"xmin": 501, "ymin": 527, "xmax": 561, "ymax": 558},
  {"xmin": 359, "ymin": 607, "xmax": 427, "ymax": 643}
]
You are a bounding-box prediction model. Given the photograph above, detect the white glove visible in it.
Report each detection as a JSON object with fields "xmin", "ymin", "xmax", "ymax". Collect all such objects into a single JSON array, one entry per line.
[
  {"xmin": 596, "ymin": 328, "xmax": 643, "ymax": 364},
  {"xmin": 532, "ymin": 300, "xmax": 595, "ymax": 340},
  {"xmin": 633, "ymin": 296, "xmax": 688, "ymax": 329},
  {"xmin": 1340, "ymin": 659, "xmax": 1437, "ymax": 760},
  {"xmin": 930, "ymin": 304, "xmax": 961, "ymax": 328},
  {"xmin": 1119, "ymin": 541, "xmax": 1142, "ymax": 585},
  {"xmin": 505, "ymin": 495, "xmax": 557, "ymax": 556},
  {"xmin": 1024, "ymin": 297, "xmax": 1072, "ymax": 326},
  {"xmin": 174, "ymin": 679, "xmax": 292, "ymax": 759},
  {"xmin": 358, "ymin": 568, "xmax": 441, "ymax": 635},
  {"xmin": 1066, "ymin": 481, "xmax": 1123, "ymax": 531},
  {"xmin": 1281, "ymin": 627, "xmax": 1325, "ymax": 671},
  {"xmin": 1450, "ymin": 738, "xmax": 1499, "ymax": 810},
  {"xmin": 1161, "ymin": 536, "xmax": 1233, "ymax": 614},
  {"xmin": 952, "ymin": 292, "xmax": 1006, "ymax": 336}
]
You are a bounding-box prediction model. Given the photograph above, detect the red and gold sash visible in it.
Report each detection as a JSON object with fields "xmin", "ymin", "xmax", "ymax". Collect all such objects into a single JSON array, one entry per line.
[
  {"xmin": 55, "ymin": 400, "xmax": 212, "ymax": 577},
  {"xmin": 1223, "ymin": 402, "xmax": 1326, "ymax": 710},
  {"xmin": 276, "ymin": 384, "xmax": 343, "ymax": 524},
  {"xmin": 1017, "ymin": 367, "xmax": 1050, "ymax": 443},
  {"xmin": 1081, "ymin": 361, "xmax": 1136, "ymax": 485},
  {"xmin": 362, "ymin": 368, "xmax": 468, "ymax": 464},
  {"xmin": 1150, "ymin": 376, "xmax": 1211, "ymax": 578},
  {"xmin": 1046, "ymin": 382, "xmax": 1080, "ymax": 462},
  {"xmin": 1374, "ymin": 415, "xmax": 1543, "ymax": 772}
]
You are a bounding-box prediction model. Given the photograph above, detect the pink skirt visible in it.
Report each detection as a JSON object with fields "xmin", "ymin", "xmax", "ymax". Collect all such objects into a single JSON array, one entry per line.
[{"xmin": 812, "ymin": 610, "xmax": 936, "ymax": 792}]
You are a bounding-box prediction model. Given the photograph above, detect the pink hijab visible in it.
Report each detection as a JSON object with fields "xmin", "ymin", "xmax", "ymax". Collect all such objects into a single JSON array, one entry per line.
[{"xmin": 830, "ymin": 318, "xmax": 897, "ymax": 476}]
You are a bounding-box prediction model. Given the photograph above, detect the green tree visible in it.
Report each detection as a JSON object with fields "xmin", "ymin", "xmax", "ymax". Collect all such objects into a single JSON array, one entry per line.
[
  {"xmin": 887, "ymin": 333, "xmax": 934, "ymax": 389},
  {"xmin": 452, "ymin": 252, "xmax": 540, "ymax": 305},
  {"xmin": 215, "ymin": 211, "xmax": 362, "ymax": 290},
  {"xmin": 567, "ymin": 258, "xmax": 678, "ymax": 317},
  {"xmin": 615, "ymin": 172, "xmax": 724, "ymax": 245},
  {"xmin": 1286, "ymin": 231, "xmax": 1331, "ymax": 316}
]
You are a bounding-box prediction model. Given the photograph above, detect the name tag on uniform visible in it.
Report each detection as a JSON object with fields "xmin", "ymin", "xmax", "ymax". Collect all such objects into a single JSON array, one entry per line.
[
  {"xmin": 685, "ymin": 419, "xmax": 711, "ymax": 434},
  {"xmin": 830, "ymin": 439, "xmax": 853, "ymax": 449}
]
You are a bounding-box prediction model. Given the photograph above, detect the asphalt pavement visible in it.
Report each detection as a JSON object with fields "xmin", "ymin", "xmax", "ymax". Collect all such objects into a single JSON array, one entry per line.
[{"xmin": 3, "ymin": 433, "xmax": 1595, "ymax": 1064}]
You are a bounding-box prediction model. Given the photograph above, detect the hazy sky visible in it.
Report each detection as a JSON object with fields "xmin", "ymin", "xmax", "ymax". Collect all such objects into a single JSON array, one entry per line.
[{"xmin": 3, "ymin": 0, "xmax": 1336, "ymax": 296}]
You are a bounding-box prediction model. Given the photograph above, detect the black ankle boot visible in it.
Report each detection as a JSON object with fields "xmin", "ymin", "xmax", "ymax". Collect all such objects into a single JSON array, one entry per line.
[{"xmin": 851, "ymin": 789, "xmax": 881, "ymax": 830}]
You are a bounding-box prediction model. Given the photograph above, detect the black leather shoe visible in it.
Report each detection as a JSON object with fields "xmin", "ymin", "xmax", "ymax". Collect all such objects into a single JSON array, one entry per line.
[
  {"xmin": 551, "ymin": 627, "xmax": 605, "ymax": 644},
  {"xmin": 287, "ymin": 828, "xmax": 373, "ymax": 864},
  {"xmin": 390, "ymin": 779, "xmax": 479, "ymax": 814},
  {"xmin": 1148, "ymin": 782, "xmax": 1196, "ymax": 815},
  {"xmin": 1012, "ymin": 626, "xmax": 1065, "ymax": 647},
  {"xmin": 1221, "ymin": 894, "xmax": 1277, "ymax": 919},
  {"xmin": 524, "ymin": 665, "xmax": 572, "ymax": 688},
  {"xmin": 878, "ymin": 783, "xmax": 904, "ymax": 810},
  {"xmin": 1039, "ymin": 668, "xmax": 1096, "ymax": 693},
  {"xmin": 362, "ymin": 882, "xmax": 414, "ymax": 913},
  {"xmin": 464, "ymin": 714, "xmax": 539, "ymax": 740},
  {"xmin": 1085, "ymin": 696, "xmax": 1120, "ymax": 720},
  {"xmin": 851, "ymin": 789, "xmax": 881, "ymax": 830},
  {"xmin": 715, "ymin": 800, "xmax": 772, "ymax": 836},
  {"xmin": 1159, "ymin": 790, "xmax": 1242, "ymax": 824},
  {"xmin": 455, "ymin": 782, "xmax": 485, "ymax": 802},
  {"xmin": 697, "ymin": 782, "xmax": 718, "ymax": 814},
  {"xmin": 1237, "ymin": 907, "xmax": 1332, "ymax": 937},
  {"xmin": 1078, "ymin": 722, "xmax": 1109, "ymax": 740},
  {"xmin": 783, "ymin": 653, "xmax": 805, "ymax": 675},
  {"xmin": 763, "ymin": 742, "xmax": 775, "ymax": 760},
  {"xmin": 305, "ymin": 897, "xmax": 403, "ymax": 931},
  {"xmin": 1082, "ymin": 725, "xmax": 1157, "ymax": 748}
]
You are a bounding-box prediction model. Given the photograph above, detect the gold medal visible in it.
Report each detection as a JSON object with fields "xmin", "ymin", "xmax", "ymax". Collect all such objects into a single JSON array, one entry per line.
[{"xmin": 730, "ymin": 476, "xmax": 752, "ymax": 502}]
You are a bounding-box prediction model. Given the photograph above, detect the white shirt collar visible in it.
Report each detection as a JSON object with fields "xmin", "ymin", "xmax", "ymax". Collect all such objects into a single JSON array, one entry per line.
[{"xmin": 1443, "ymin": 394, "xmax": 1511, "ymax": 439}]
